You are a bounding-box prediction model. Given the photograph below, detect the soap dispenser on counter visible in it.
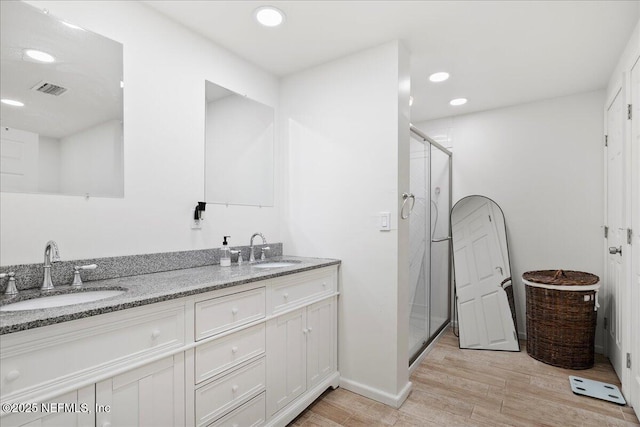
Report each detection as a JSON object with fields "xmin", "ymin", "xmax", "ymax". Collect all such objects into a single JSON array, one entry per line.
[{"xmin": 220, "ymin": 236, "xmax": 231, "ymax": 267}]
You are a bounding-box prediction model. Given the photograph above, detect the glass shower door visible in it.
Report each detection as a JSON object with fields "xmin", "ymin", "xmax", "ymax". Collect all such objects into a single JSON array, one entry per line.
[
  {"xmin": 408, "ymin": 134, "xmax": 430, "ymax": 358},
  {"xmin": 408, "ymin": 127, "xmax": 452, "ymax": 364},
  {"xmin": 429, "ymin": 145, "xmax": 451, "ymax": 336}
]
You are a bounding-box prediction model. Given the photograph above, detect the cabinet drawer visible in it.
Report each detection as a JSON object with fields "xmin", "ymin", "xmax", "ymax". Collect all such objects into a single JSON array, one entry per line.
[
  {"xmin": 1, "ymin": 303, "xmax": 184, "ymax": 401},
  {"xmin": 195, "ymin": 357, "xmax": 265, "ymax": 427},
  {"xmin": 196, "ymin": 288, "xmax": 265, "ymax": 341},
  {"xmin": 196, "ymin": 323, "xmax": 265, "ymax": 384},
  {"xmin": 208, "ymin": 392, "xmax": 265, "ymax": 427},
  {"xmin": 267, "ymin": 268, "xmax": 337, "ymax": 314}
]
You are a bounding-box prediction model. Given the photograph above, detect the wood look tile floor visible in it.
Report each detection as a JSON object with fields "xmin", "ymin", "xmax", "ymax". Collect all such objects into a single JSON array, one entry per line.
[{"xmin": 289, "ymin": 329, "xmax": 640, "ymax": 427}]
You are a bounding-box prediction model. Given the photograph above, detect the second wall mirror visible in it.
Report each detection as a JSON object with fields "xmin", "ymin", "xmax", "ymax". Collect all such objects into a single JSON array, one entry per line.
[{"xmin": 204, "ymin": 81, "xmax": 274, "ymax": 207}]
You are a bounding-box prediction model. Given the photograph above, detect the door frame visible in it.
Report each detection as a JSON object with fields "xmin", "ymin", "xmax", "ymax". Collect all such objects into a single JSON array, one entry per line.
[
  {"xmin": 604, "ymin": 67, "xmax": 634, "ymax": 403},
  {"xmin": 629, "ymin": 55, "xmax": 640, "ymax": 416},
  {"xmin": 604, "ymin": 86, "xmax": 627, "ymax": 383}
]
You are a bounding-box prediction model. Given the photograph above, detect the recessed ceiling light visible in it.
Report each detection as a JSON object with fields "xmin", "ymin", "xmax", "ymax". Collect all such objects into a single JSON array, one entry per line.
[
  {"xmin": 429, "ymin": 72, "xmax": 450, "ymax": 83},
  {"xmin": 24, "ymin": 49, "xmax": 55, "ymax": 63},
  {"xmin": 255, "ymin": 6, "xmax": 285, "ymax": 27},
  {"xmin": 1, "ymin": 99, "xmax": 25, "ymax": 107},
  {"xmin": 450, "ymin": 98, "xmax": 467, "ymax": 106}
]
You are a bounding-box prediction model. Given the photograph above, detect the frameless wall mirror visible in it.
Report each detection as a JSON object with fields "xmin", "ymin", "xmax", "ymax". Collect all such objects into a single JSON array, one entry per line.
[
  {"xmin": 204, "ymin": 80, "xmax": 274, "ymax": 207},
  {"xmin": 451, "ymin": 195, "xmax": 519, "ymax": 351},
  {"xmin": 0, "ymin": 0, "xmax": 124, "ymax": 198}
]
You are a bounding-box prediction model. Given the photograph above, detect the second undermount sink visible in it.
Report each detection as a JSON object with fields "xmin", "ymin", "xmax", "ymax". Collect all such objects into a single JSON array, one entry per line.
[
  {"xmin": 252, "ymin": 261, "xmax": 299, "ymax": 269},
  {"xmin": 0, "ymin": 289, "xmax": 126, "ymax": 312}
]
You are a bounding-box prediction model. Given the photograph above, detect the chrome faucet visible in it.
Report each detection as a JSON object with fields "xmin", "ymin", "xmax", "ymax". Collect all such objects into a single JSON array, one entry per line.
[
  {"xmin": 249, "ymin": 233, "xmax": 269, "ymax": 263},
  {"xmin": 41, "ymin": 240, "xmax": 61, "ymax": 291}
]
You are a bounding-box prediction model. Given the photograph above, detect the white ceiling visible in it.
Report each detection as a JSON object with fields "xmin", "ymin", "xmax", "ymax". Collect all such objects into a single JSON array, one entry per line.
[{"xmin": 144, "ymin": 1, "xmax": 639, "ymax": 122}]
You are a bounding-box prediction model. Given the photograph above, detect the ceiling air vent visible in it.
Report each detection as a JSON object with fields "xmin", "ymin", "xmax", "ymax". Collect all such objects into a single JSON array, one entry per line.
[{"xmin": 31, "ymin": 81, "xmax": 68, "ymax": 96}]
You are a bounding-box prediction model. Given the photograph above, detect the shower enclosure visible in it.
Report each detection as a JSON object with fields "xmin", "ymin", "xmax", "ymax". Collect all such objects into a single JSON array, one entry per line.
[{"xmin": 408, "ymin": 126, "xmax": 452, "ymax": 364}]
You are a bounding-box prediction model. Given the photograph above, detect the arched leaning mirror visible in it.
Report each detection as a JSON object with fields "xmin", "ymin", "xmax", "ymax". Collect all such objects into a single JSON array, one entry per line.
[{"xmin": 451, "ymin": 195, "xmax": 519, "ymax": 351}]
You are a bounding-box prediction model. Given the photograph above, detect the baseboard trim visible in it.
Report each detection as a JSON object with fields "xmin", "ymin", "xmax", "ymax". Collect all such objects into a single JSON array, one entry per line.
[
  {"xmin": 266, "ymin": 372, "xmax": 340, "ymax": 427},
  {"xmin": 339, "ymin": 377, "xmax": 412, "ymax": 409}
]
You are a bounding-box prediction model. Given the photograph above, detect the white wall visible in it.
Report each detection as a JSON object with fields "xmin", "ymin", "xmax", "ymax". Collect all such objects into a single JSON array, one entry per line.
[
  {"xmin": 280, "ymin": 41, "xmax": 412, "ymax": 406},
  {"xmin": 607, "ymin": 20, "xmax": 640, "ymax": 103},
  {"xmin": 0, "ymin": 1, "xmax": 280, "ymax": 265},
  {"xmin": 37, "ymin": 136, "xmax": 60, "ymax": 193},
  {"xmin": 205, "ymin": 95, "xmax": 274, "ymax": 207},
  {"xmin": 417, "ymin": 90, "xmax": 606, "ymax": 348},
  {"xmin": 59, "ymin": 119, "xmax": 123, "ymax": 197}
]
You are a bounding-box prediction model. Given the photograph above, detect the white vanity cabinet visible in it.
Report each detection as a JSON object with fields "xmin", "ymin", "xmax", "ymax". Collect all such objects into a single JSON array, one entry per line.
[
  {"xmin": 95, "ymin": 354, "xmax": 185, "ymax": 427},
  {"xmin": 0, "ymin": 299, "xmax": 186, "ymax": 427},
  {"xmin": 266, "ymin": 308, "xmax": 307, "ymax": 413},
  {"xmin": 265, "ymin": 268, "xmax": 338, "ymax": 425},
  {"xmin": 191, "ymin": 288, "xmax": 267, "ymax": 427},
  {"xmin": 266, "ymin": 297, "xmax": 337, "ymax": 417},
  {"xmin": 305, "ymin": 298, "xmax": 337, "ymax": 391},
  {"xmin": 1, "ymin": 386, "xmax": 95, "ymax": 427},
  {"xmin": 0, "ymin": 263, "xmax": 339, "ymax": 427},
  {"xmin": 191, "ymin": 266, "xmax": 338, "ymax": 427}
]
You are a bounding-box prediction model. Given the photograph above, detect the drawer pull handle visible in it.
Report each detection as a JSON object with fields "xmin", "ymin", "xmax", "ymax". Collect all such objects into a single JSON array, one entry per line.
[
  {"xmin": 283, "ymin": 293, "xmax": 289, "ymax": 300},
  {"xmin": 323, "ymin": 282, "xmax": 327, "ymax": 287},
  {"xmin": 231, "ymin": 346, "xmax": 238, "ymax": 354},
  {"xmin": 231, "ymin": 307, "xmax": 239, "ymax": 315},
  {"xmin": 5, "ymin": 370, "xmax": 20, "ymax": 382},
  {"xmin": 151, "ymin": 330, "xmax": 161, "ymax": 339},
  {"xmin": 231, "ymin": 384, "xmax": 239, "ymax": 393},
  {"xmin": 308, "ymin": 327, "xmax": 313, "ymax": 333},
  {"xmin": 303, "ymin": 328, "xmax": 308, "ymax": 334}
]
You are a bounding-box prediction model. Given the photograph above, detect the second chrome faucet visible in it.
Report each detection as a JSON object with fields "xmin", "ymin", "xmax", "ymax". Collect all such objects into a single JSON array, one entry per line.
[{"xmin": 249, "ymin": 233, "xmax": 270, "ymax": 263}]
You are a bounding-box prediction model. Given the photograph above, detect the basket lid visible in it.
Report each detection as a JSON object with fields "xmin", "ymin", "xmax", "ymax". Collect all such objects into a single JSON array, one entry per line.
[{"xmin": 522, "ymin": 269, "xmax": 599, "ymax": 286}]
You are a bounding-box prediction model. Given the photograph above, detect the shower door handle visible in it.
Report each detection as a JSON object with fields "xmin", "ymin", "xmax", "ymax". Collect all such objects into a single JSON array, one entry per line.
[{"xmin": 400, "ymin": 193, "xmax": 415, "ymax": 219}]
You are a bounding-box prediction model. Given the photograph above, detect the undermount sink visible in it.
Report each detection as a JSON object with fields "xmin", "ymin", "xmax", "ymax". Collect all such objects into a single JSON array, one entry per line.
[
  {"xmin": 0, "ymin": 289, "xmax": 126, "ymax": 312},
  {"xmin": 252, "ymin": 262, "xmax": 299, "ymax": 269}
]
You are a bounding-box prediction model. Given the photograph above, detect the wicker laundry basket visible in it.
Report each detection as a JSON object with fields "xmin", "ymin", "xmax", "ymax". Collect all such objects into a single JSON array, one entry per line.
[
  {"xmin": 501, "ymin": 277, "xmax": 518, "ymax": 331},
  {"xmin": 523, "ymin": 269, "xmax": 600, "ymax": 369}
]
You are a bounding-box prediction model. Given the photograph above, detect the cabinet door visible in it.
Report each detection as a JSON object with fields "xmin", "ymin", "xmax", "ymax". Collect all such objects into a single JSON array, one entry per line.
[
  {"xmin": 96, "ymin": 354, "xmax": 185, "ymax": 427},
  {"xmin": 2, "ymin": 386, "xmax": 94, "ymax": 427},
  {"xmin": 266, "ymin": 308, "xmax": 306, "ymax": 417},
  {"xmin": 306, "ymin": 297, "xmax": 336, "ymax": 389}
]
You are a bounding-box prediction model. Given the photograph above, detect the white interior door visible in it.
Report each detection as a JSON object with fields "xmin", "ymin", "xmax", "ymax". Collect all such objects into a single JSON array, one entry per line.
[
  {"xmin": 629, "ymin": 57, "xmax": 640, "ymax": 417},
  {"xmin": 0, "ymin": 126, "xmax": 39, "ymax": 192},
  {"xmin": 452, "ymin": 200, "xmax": 518, "ymax": 351},
  {"xmin": 605, "ymin": 88, "xmax": 626, "ymax": 379}
]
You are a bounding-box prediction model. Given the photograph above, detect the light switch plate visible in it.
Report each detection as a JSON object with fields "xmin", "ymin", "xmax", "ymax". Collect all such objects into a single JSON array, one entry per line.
[{"xmin": 379, "ymin": 212, "xmax": 391, "ymax": 231}]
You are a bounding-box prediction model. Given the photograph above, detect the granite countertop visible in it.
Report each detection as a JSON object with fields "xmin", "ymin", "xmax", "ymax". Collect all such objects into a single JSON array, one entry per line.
[{"xmin": 0, "ymin": 256, "xmax": 340, "ymax": 335}]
